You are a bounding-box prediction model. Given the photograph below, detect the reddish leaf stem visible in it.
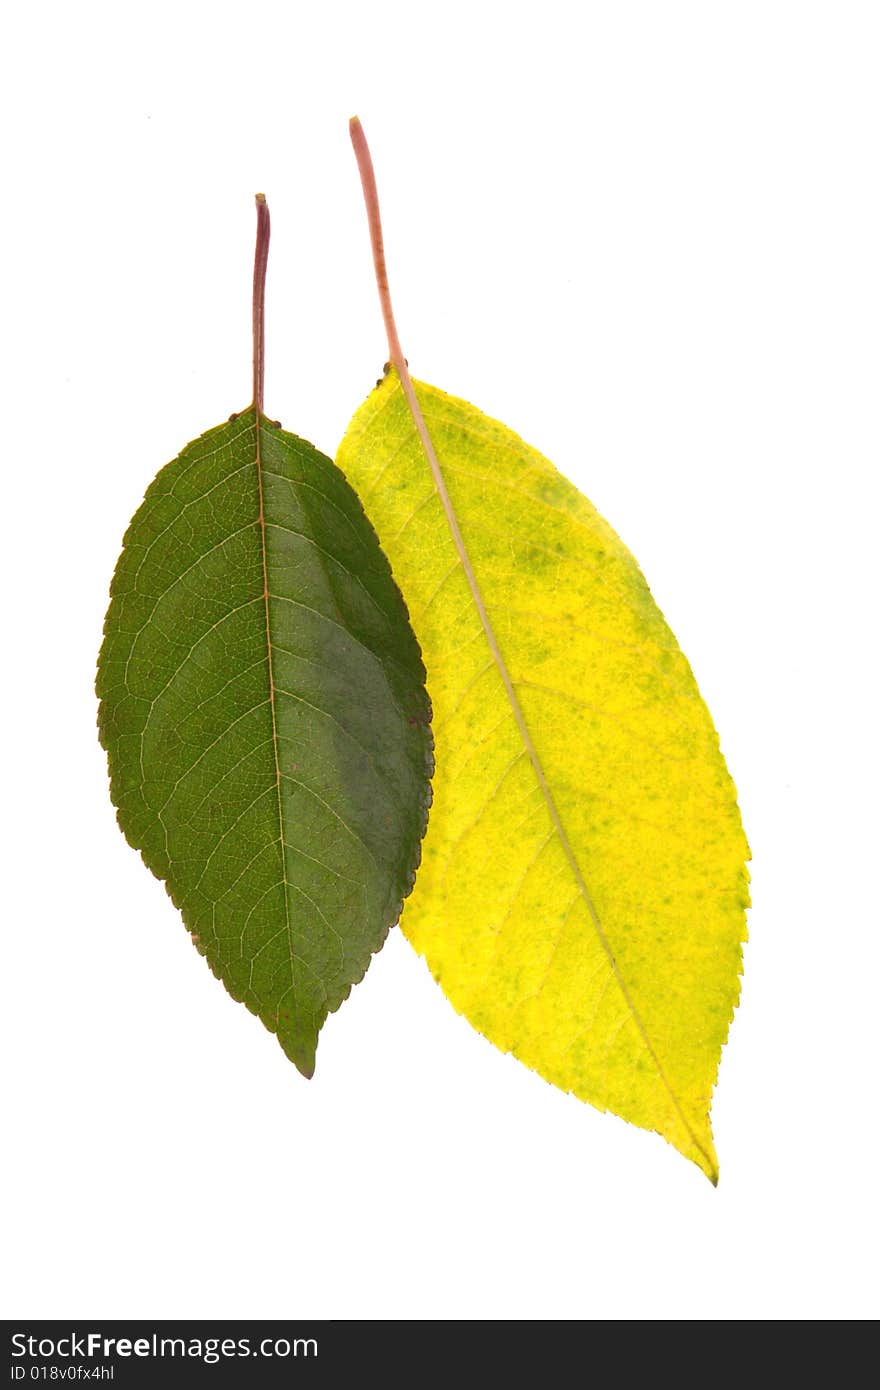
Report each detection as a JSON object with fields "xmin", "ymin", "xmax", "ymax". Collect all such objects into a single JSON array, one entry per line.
[
  {"xmin": 348, "ymin": 120, "xmax": 406, "ymax": 373},
  {"xmin": 252, "ymin": 193, "xmax": 270, "ymax": 414}
]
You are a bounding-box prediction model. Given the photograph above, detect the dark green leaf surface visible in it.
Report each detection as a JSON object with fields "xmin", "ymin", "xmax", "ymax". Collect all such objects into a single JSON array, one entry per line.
[{"xmin": 97, "ymin": 408, "xmax": 432, "ymax": 1075}]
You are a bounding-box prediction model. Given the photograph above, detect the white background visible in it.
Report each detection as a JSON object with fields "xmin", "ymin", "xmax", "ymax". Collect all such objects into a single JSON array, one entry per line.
[{"xmin": 2, "ymin": 1, "xmax": 878, "ymax": 1321}]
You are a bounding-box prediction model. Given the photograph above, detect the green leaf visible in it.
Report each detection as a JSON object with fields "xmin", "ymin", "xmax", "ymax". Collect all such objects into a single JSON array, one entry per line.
[
  {"xmin": 340, "ymin": 119, "xmax": 749, "ymax": 1180},
  {"xmin": 97, "ymin": 198, "xmax": 432, "ymax": 1076}
]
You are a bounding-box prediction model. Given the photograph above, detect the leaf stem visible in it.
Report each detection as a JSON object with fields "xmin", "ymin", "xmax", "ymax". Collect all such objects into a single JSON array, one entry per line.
[
  {"xmin": 348, "ymin": 120, "xmax": 406, "ymax": 373},
  {"xmin": 252, "ymin": 193, "xmax": 270, "ymax": 414}
]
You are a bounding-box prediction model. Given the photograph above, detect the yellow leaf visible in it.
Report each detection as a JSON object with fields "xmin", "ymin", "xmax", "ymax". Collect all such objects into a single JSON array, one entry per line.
[{"xmin": 337, "ymin": 370, "xmax": 749, "ymax": 1181}]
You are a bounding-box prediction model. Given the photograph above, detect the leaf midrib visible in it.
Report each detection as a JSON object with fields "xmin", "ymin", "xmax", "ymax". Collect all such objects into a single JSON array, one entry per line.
[
  {"xmin": 254, "ymin": 413, "xmax": 297, "ymax": 1025},
  {"xmin": 386, "ymin": 374, "xmax": 717, "ymax": 1179}
]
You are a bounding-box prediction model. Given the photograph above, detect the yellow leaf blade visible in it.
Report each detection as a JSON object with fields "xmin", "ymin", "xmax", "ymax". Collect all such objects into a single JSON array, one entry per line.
[{"xmin": 338, "ymin": 371, "xmax": 749, "ymax": 1181}]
